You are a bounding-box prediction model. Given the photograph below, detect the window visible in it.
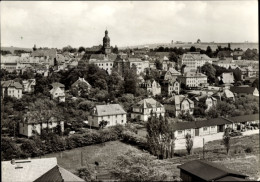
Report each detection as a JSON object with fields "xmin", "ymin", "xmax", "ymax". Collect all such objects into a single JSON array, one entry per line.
[
  {"xmin": 122, "ymin": 120, "xmax": 124, "ymax": 123},
  {"xmin": 108, "ymin": 116, "xmax": 110, "ymax": 119},
  {"xmin": 106, "ymin": 63, "xmax": 108, "ymax": 66},
  {"xmin": 178, "ymin": 131, "xmax": 182, "ymax": 134},
  {"xmin": 211, "ymin": 126, "xmax": 215, "ymax": 129},
  {"xmin": 203, "ymin": 127, "xmax": 208, "ymax": 131}
]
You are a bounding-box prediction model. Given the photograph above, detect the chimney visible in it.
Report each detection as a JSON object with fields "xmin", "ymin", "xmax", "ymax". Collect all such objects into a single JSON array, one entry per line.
[{"xmin": 11, "ymin": 159, "xmax": 15, "ymax": 165}]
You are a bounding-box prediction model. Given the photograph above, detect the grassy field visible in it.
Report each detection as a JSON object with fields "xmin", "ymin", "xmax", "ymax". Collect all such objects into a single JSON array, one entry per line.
[{"xmin": 40, "ymin": 134, "xmax": 259, "ymax": 180}]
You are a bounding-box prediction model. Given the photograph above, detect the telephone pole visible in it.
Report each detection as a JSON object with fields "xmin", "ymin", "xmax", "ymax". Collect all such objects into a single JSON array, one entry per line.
[{"xmin": 203, "ymin": 138, "xmax": 205, "ymax": 159}]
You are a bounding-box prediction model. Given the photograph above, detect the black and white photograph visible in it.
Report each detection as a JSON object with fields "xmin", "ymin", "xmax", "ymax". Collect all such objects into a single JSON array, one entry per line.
[{"xmin": 1, "ymin": 1, "xmax": 259, "ymax": 181}]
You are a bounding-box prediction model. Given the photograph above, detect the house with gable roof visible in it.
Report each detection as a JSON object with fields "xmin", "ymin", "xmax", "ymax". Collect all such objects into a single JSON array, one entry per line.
[
  {"xmin": 212, "ymin": 88, "xmax": 235, "ymax": 101},
  {"xmin": 163, "ymin": 95, "xmax": 194, "ymax": 117},
  {"xmin": 180, "ymin": 52, "xmax": 212, "ymax": 69},
  {"xmin": 192, "ymin": 94, "xmax": 217, "ymax": 112},
  {"xmin": 140, "ymin": 79, "xmax": 161, "ymax": 96},
  {"xmin": 1, "ymin": 80, "xmax": 23, "ymax": 99},
  {"xmin": 178, "ymin": 71, "xmax": 207, "ymax": 88},
  {"xmin": 161, "ymin": 80, "xmax": 180, "ymax": 96},
  {"xmin": 22, "ymin": 79, "xmax": 36, "ymax": 93},
  {"xmin": 131, "ymin": 98, "xmax": 165, "ymax": 122},
  {"xmin": 88, "ymin": 104, "xmax": 127, "ymax": 127},
  {"xmin": 50, "ymin": 82, "xmax": 65, "ymax": 102},
  {"xmin": 71, "ymin": 77, "xmax": 92, "ymax": 96}
]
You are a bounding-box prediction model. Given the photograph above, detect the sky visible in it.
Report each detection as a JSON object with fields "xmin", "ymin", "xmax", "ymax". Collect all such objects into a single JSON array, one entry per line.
[{"xmin": 1, "ymin": 1, "xmax": 258, "ymax": 49}]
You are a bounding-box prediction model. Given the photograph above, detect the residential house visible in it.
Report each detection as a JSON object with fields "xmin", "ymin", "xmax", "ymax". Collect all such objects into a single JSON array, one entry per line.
[
  {"xmin": 233, "ymin": 50, "xmax": 244, "ymax": 60},
  {"xmin": 50, "ymin": 82, "xmax": 65, "ymax": 102},
  {"xmin": 180, "ymin": 52, "xmax": 212, "ymax": 69},
  {"xmin": 2, "ymin": 158, "xmax": 85, "ymax": 182},
  {"xmin": 88, "ymin": 104, "xmax": 127, "ymax": 127},
  {"xmin": 213, "ymin": 60, "xmax": 237, "ymax": 69},
  {"xmin": 178, "ymin": 72, "xmax": 207, "ymax": 88},
  {"xmin": 218, "ymin": 72, "xmax": 235, "ymax": 84},
  {"xmin": 131, "ymin": 98, "xmax": 165, "ymax": 122},
  {"xmin": 192, "ymin": 94, "xmax": 217, "ymax": 111},
  {"xmin": 140, "ymin": 80, "xmax": 161, "ymax": 96},
  {"xmin": 161, "ymin": 56, "xmax": 175, "ymax": 71},
  {"xmin": 71, "ymin": 77, "xmax": 92, "ymax": 96},
  {"xmin": 178, "ymin": 160, "xmax": 248, "ymax": 182},
  {"xmin": 19, "ymin": 111, "xmax": 64, "ymax": 137},
  {"xmin": 22, "ymin": 79, "xmax": 36, "ymax": 93},
  {"xmin": 161, "ymin": 80, "xmax": 180, "ymax": 96},
  {"xmin": 212, "ymin": 88, "xmax": 235, "ymax": 101},
  {"xmin": 1, "ymin": 55, "xmax": 19, "ymax": 72},
  {"xmin": 230, "ymin": 86, "xmax": 259, "ymax": 97},
  {"xmin": 128, "ymin": 57, "xmax": 150, "ymax": 75},
  {"xmin": 31, "ymin": 49, "xmax": 57, "ymax": 66},
  {"xmin": 160, "ymin": 68, "xmax": 181, "ymax": 82},
  {"xmin": 217, "ymin": 50, "xmax": 233, "ymax": 61},
  {"xmin": 1, "ymin": 80, "xmax": 23, "ymax": 99},
  {"xmin": 163, "ymin": 95, "xmax": 194, "ymax": 117}
]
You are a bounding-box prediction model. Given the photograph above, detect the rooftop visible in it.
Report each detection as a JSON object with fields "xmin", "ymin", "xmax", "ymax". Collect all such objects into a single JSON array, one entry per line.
[{"xmin": 94, "ymin": 104, "xmax": 126, "ymax": 116}]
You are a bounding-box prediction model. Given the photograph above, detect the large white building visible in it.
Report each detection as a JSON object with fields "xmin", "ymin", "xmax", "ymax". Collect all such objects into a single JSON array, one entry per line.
[
  {"xmin": 128, "ymin": 57, "xmax": 150, "ymax": 75},
  {"xmin": 88, "ymin": 104, "xmax": 127, "ymax": 127},
  {"xmin": 178, "ymin": 72, "xmax": 207, "ymax": 88},
  {"xmin": 180, "ymin": 52, "xmax": 212, "ymax": 69},
  {"xmin": 89, "ymin": 54, "xmax": 117, "ymax": 75}
]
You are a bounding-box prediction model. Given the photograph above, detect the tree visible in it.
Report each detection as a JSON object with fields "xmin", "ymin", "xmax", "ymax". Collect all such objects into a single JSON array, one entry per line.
[
  {"xmin": 185, "ymin": 133, "xmax": 193, "ymax": 155},
  {"xmin": 189, "ymin": 46, "xmax": 196, "ymax": 52},
  {"xmin": 206, "ymin": 46, "xmax": 213, "ymax": 58},
  {"xmin": 99, "ymin": 120, "xmax": 108, "ymax": 129},
  {"xmin": 76, "ymin": 166, "xmax": 95, "ymax": 182},
  {"xmin": 111, "ymin": 150, "xmax": 167, "ymax": 181},
  {"xmin": 252, "ymin": 78, "xmax": 259, "ymax": 89},
  {"xmin": 169, "ymin": 52, "xmax": 178, "ymax": 63},
  {"xmin": 178, "ymin": 111, "xmax": 195, "ymax": 121},
  {"xmin": 112, "ymin": 46, "xmax": 119, "ymax": 54},
  {"xmin": 155, "ymin": 59, "xmax": 163, "ymax": 70},
  {"xmin": 223, "ymin": 128, "xmax": 231, "ymax": 155},
  {"xmin": 124, "ymin": 66, "xmax": 138, "ymax": 95},
  {"xmin": 78, "ymin": 46, "xmax": 85, "ymax": 53},
  {"xmin": 201, "ymin": 63, "xmax": 216, "ymax": 84}
]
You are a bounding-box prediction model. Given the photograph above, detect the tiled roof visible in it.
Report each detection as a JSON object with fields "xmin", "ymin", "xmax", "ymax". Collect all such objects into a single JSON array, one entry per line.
[
  {"xmin": 134, "ymin": 98, "xmax": 163, "ymax": 109},
  {"xmin": 163, "ymin": 95, "xmax": 194, "ymax": 105},
  {"xmin": 71, "ymin": 77, "xmax": 92, "ymax": 88},
  {"xmin": 230, "ymin": 86, "xmax": 258, "ymax": 94},
  {"xmin": 89, "ymin": 54, "xmax": 117, "ymax": 62},
  {"xmin": 233, "ymin": 51, "xmax": 244, "ymax": 56},
  {"xmin": 168, "ymin": 68, "xmax": 181, "ymax": 75},
  {"xmin": 34, "ymin": 165, "xmax": 85, "ymax": 182},
  {"xmin": 31, "ymin": 49, "xmax": 57, "ymax": 59},
  {"xmin": 217, "ymin": 51, "xmax": 233, "ymax": 58},
  {"xmin": 51, "ymin": 82, "xmax": 65, "ymax": 88},
  {"xmin": 50, "ymin": 87, "xmax": 65, "ymax": 96},
  {"xmin": 2, "ymin": 158, "xmax": 57, "ymax": 182},
  {"xmin": 178, "ymin": 160, "xmax": 247, "ymax": 181},
  {"xmin": 1, "ymin": 80, "xmax": 23, "ymax": 89},
  {"xmin": 95, "ymin": 104, "xmax": 126, "ymax": 116},
  {"xmin": 183, "ymin": 53, "xmax": 211, "ymax": 60}
]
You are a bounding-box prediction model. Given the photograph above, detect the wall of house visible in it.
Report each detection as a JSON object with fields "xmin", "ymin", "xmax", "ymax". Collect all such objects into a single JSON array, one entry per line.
[
  {"xmin": 89, "ymin": 114, "xmax": 127, "ymax": 127},
  {"xmin": 7, "ymin": 88, "xmax": 22, "ymax": 99},
  {"xmin": 198, "ymin": 125, "xmax": 218, "ymax": 136},
  {"xmin": 175, "ymin": 129, "xmax": 195, "ymax": 139}
]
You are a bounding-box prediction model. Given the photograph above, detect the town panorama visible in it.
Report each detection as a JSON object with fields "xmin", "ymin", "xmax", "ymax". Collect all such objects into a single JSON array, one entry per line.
[{"xmin": 1, "ymin": 1, "xmax": 259, "ymax": 182}]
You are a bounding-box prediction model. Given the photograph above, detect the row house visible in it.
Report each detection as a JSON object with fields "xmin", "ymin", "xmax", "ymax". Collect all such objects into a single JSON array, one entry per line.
[
  {"xmin": 178, "ymin": 72, "xmax": 207, "ymax": 88},
  {"xmin": 131, "ymin": 98, "xmax": 165, "ymax": 122},
  {"xmin": 88, "ymin": 104, "xmax": 127, "ymax": 127},
  {"xmin": 89, "ymin": 54, "xmax": 117, "ymax": 75},
  {"xmin": 161, "ymin": 80, "xmax": 180, "ymax": 96},
  {"xmin": 140, "ymin": 79, "xmax": 161, "ymax": 96},
  {"xmin": 49, "ymin": 82, "xmax": 65, "ymax": 102},
  {"xmin": 22, "ymin": 79, "xmax": 36, "ymax": 93},
  {"xmin": 180, "ymin": 52, "xmax": 212, "ymax": 69},
  {"xmin": 1, "ymin": 80, "xmax": 23, "ymax": 99},
  {"xmin": 163, "ymin": 95, "xmax": 194, "ymax": 117}
]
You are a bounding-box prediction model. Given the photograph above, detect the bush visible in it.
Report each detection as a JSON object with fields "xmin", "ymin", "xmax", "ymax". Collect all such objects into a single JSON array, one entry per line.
[
  {"xmin": 230, "ymin": 131, "xmax": 242, "ymax": 137},
  {"xmin": 245, "ymin": 146, "xmax": 253, "ymax": 153},
  {"xmin": 233, "ymin": 146, "xmax": 245, "ymax": 154},
  {"xmin": 121, "ymin": 130, "xmax": 147, "ymax": 150}
]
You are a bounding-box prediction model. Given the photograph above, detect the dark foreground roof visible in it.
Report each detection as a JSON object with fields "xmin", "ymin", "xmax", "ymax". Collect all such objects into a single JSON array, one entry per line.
[
  {"xmin": 178, "ymin": 160, "xmax": 247, "ymax": 181},
  {"xmin": 230, "ymin": 86, "xmax": 258, "ymax": 94},
  {"xmin": 34, "ymin": 165, "xmax": 85, "ymax": 182}
]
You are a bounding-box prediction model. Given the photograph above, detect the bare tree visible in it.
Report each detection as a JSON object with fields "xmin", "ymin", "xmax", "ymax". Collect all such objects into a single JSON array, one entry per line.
[
  {"xmin": 185, "ymin": 133, "xmax": 193, "ymax": 155},
  {"xmin": 223, "ymin": 128, "xmax": 231, "ymax": 155}
]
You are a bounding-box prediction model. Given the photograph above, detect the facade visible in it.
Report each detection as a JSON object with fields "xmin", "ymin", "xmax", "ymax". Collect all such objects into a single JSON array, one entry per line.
[
  {"xmin": 161, "ymin": 80, "xmax": 180, "ymax": 96},
  {"xmin": 140, "ymin": 80, "xmax": 161, "ymax": 96},
  {"xmin": 214, "ymin": 60, "xmax": 237, "ymax": 69},
  {"xmin": 128, "ymin": 57, "xmax": 150, "ymax": 75},
  {"xmin": 19, "ymin": 112, "xmax": 64, "ymax": 137},
  {"xmin": 218, "ymin": 72, "xmax": 235, "ymax": 84},
  {"xmin": 180, "ymin": 52, "xmax": 212, "ymax": 69},
  {"xmin": 22, "ymin": 79, "xmax": 36, "ymax": 93},
  {"xmin": 89, "ymin": 54, "xmax": 117, "ymax": 75},
  {"xmin": 213, "ymin": 88, "xmax": 235, "ymax": 101},
  {"xmin": 193, "ymin": 94, "xmax": 217, "ymax": 111},
  {"xmin": 71, "ymin": 77, "xmax": 92, "ymax": 90},
  {"xmin": 131, "ymin": 98, "xmax": 165, "ymax": 122},
  {"xmin": 163, "ymin": 95, "xmax": 194, "ymax": 117},
  {"xmin": 178, "ymin": 72, "xmax": 207, "ymax": 88},
  {"xmin": 160, "ymin": 68, "xmax": 181, "ymax": 82},
  {"xmin": 233, "ymin": 50, "xmax": 244, "ymax": 60},
  {"xmin": 88, "ymin": 104, "xmax": 127, "ymax": 127},
  {"xmin": 1, "ymin": 80, "xmax": 23, "ymax": 99}
]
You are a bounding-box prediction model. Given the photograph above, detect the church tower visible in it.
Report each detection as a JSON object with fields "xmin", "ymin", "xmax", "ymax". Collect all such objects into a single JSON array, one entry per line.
[{"xmin": 103, "ymin": 29, "xmax": 111, "ymax": 55}]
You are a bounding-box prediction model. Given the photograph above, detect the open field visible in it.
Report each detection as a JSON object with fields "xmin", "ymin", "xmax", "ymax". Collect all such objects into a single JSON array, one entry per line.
[{"xmin": 40, "ymin": 134, "xmax": 259, "ymax": 180}]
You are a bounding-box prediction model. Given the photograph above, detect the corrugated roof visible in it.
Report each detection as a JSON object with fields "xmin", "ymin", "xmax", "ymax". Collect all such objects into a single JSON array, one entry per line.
[
  {"xmin": 95, "ymin": 104, "xmax": 126, "ymax": 116},
  {"xmin": 2, "ymin": 158, "xmax": 57, "ymax": 182},
  {"xmin": 178, "ymin": 160, "xmax": 247, "ymax": 181},
  {"xmin": 34, "ymin": 165, "xmax": 85, "ymax": 182}
]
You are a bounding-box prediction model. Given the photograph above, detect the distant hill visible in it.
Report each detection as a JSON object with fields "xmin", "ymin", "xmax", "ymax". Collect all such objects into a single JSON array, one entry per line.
[
  {"xmin": 1, "ymin": 46, "xmax": 33, "ymax": 54},
  {"xmin": 119, "ymin": 42, "xmax": 259, "ymax": 51}
]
